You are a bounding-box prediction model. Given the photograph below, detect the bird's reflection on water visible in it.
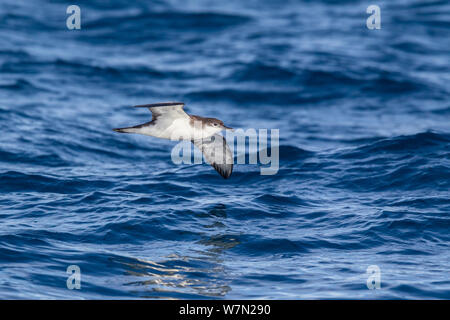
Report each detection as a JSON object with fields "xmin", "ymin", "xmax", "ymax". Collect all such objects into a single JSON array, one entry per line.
[{"xmin": 117, "ymin": 204, "xmax": 240, "ymax": 299}]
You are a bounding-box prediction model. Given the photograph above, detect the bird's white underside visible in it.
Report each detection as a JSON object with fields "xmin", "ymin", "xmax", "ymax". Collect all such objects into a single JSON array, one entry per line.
[{"xmin": 137, "ymin": 105, "xmax": 223, "ymax": 141}]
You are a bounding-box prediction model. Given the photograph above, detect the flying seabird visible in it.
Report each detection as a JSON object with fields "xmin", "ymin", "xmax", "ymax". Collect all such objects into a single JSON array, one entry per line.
[{"xmin": 113, "ymin": 102, "xmax": 234, "ymax": 179}]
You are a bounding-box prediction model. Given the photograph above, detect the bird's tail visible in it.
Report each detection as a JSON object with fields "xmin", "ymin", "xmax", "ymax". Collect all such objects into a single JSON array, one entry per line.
[
  {"xmin": 113, "ymin": 126, "xmax": 141, "ymax": 134},
  {"xmin": 113, "ymin": 122, "xmax": 149, "ymax": 134}
]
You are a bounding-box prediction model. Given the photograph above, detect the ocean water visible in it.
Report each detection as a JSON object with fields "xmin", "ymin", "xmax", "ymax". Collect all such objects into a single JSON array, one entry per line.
[{"xmin": 0, "ymin": 0, "xmax": 449, "ymax": 299}]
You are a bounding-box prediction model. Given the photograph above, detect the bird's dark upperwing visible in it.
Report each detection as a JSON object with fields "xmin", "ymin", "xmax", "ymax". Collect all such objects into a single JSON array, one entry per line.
[
  {"xmin": 133, "ymin": 102, "xmax": 187, "ymax": 121},
  {"xmin": 193, "ymin": 134, "xmax": 233, "ymax": 179}
]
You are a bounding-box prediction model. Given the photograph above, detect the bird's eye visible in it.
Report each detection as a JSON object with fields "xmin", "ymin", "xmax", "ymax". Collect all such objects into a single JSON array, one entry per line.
[{"xmin": 213, "ymin": 123, "xmax": 218, "ymax": 126}]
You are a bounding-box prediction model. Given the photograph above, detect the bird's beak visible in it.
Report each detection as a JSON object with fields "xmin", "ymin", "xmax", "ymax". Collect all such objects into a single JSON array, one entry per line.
[{"xmin": 223, "ymin": 125, "xmax": 234, "ymax": 131}]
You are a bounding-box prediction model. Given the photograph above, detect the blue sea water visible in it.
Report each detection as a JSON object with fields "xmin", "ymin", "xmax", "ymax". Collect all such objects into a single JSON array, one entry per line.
[{"xmin": 0, "ymin": 0, "xmax": 449, "ymax": 299}]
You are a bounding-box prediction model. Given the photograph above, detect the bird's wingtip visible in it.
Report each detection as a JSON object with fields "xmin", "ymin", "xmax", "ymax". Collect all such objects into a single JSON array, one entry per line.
[
  {"xmin": 132, "ymin": 102, "xmax": 185, "ymax": 108},
  {"xmin": 213, "ymin": 163, "xmax": 233, "ymax": 179}
]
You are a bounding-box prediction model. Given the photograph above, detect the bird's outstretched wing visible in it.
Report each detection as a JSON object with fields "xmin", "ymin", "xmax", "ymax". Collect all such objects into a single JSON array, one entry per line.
[
  {"xmin": 133, "ymin": 102, "xmax": 188, "ymax": 121},
  {"xmin": 114, "ymin": 102, "xmax": 188, "ymax": 133},
  {"xmin": 193, "ymin": 134, "xmax": 233, "ymax": 179}
]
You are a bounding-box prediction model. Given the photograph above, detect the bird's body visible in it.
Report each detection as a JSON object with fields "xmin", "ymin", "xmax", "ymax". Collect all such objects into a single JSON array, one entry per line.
[{"xmin": 114, "ymin": 102, "xmax": 234, "ymax": 178}]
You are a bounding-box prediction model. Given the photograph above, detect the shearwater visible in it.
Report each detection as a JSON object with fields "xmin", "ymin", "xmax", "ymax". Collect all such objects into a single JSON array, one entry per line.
[{"xmin": 113, "ymin": 102, "xmax": 234, "ymax": 179}]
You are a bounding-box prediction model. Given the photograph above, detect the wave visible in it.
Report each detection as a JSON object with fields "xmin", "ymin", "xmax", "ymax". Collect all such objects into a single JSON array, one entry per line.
[
  {"xmin": 336, "ymin": 131, "xmax": 449, "ymax": 158},
  {"xmin": 327, "ymin": 132, "xmax": 450, "ymax": 191},
  {"xmin": 0, "ymin": 149, "xmax": 69, "ymax": 167},
  {"xmin": 81, "ymin": 10, "xmax": 251, "ymax": 43},
  {"xmin": 0, "ymin": 171, "xmax": 115, "ymax": 194},
  {"xmin": 0, "ymin": 79, "xmax": 51, "ymax": 93}
]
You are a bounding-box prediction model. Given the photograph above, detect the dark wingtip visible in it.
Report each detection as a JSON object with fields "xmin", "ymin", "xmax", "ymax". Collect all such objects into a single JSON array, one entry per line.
[
  {"xmin": 133, "ymin": 102, "xmax": 185, "ymax": 108},
  {"xmin": 213, "ymin": 163, "xmax": 233, "ymax": 179}
]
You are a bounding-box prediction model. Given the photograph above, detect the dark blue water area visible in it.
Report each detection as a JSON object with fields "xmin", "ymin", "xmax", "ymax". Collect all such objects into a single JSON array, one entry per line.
[{"xmin": 0, "ymin": 0, "xmax": 449, "ymax": 299}]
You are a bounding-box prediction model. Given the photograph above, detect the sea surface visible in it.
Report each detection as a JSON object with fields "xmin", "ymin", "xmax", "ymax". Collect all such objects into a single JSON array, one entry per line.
[{"xmin": 0, "ymin": 0, "xmax": 449, "ymax": 299}]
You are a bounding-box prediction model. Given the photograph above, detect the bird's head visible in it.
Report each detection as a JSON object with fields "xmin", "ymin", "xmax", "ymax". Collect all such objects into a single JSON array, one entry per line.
[{"xmin": 205, "ymin": 118, "xmax": 233, "ymax": 133}]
